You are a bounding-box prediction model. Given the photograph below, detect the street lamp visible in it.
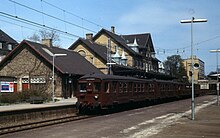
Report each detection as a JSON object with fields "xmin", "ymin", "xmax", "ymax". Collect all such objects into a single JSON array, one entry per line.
[
  {"xmin": 52, "ymin": 54, "xmax": 67, "ymax": 102},
  {"xmin": 180, "ymin": 17, "xmax": 207, "ymax": 120},
  {"xmin": 209, "ymin": 49, "xmax": 220, "ymax": 106},
  {"xmin": 42, "ymin": 48, "xmax": 67, "ymax": 102}
]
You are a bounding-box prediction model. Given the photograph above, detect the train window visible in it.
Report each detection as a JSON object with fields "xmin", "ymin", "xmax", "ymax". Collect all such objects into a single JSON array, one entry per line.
[
  {"xmin": 138, "ymin": 83, "xmax": 141, "ymax": 92},
  {"xmin": 79, "ymin": 83, "xmax": 87, "ymax": 92},
  {"xmin": 124, "ymin": 83, "xmax": 127, "ymax": 93},
  {"xmin": 128, "ymin": 82, "xmax": 133, "ymax": 92},
  {"xmin": 166, "ymin": 84, "xmax": 169, "ymax": 91},
  {"xmin": 159, "ymin": 84, "xmax": 162, "ymax": 91},
  {"xmin": 105, "ymin": 82, "xmax": 110, "ymax": 93},
  {"xmin": 149, "ymin": 84, "xmax": 154, "ymax": 92},
  {"xmin": 145, "ymin": 83, "xmax": 148, "ymax": 92},
  {"xmin": 162, "ymin": 84, "xmax": 165, "ymax": 91},
  {"xmin": 134, "ymin": 83, "xmax": 137, "ymax": 92},
  {"xmin": 94, "ymin": 82, "xmax": 101, "ymax": 92},
  {"xmin": 119, "ymin": 82, "xmax": 123, "ymax": 93},
  {"xmin": 141, "ymin": 84, "xmax": 144, "ymax": 92},
  {"xmin": 112, "ymin": 81, "xmax": 117, "ymax": 93}
]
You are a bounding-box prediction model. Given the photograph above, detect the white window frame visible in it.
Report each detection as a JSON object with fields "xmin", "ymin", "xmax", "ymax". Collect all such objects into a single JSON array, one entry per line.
[
  {"xmin": 8, "ymin": 44, "xmax": 12, "ymax": 50},
  {"xmin": 0, "ymin": 42, "xmax": 2, "ymax": 49}
]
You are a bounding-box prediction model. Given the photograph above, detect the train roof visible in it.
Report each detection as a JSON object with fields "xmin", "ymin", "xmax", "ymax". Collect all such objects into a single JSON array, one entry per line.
[
  {"xmin": 79, "ymin": 74, "xmax": 185, "ymax": 85},
  {"xmin": 79, "ymin": 74, "xmax": 148, "ymax": 82}
]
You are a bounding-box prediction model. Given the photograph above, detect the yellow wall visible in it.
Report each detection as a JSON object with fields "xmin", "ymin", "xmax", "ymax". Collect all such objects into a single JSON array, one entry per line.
[
  {"xmin": 183, "ymin": 57, "xmax": 205, "ymax": 83},
  {"xmin": 73, "ymin": 44, "xmax": 108, "ymax": 74},
  {"xmin": 94, "ymin": 34, "xmax": 134, "ymax": 67}
]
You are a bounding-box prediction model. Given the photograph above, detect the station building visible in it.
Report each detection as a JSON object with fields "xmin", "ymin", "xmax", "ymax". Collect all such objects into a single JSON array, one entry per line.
[
  {"xmin": 0, "ymin": 29, "xmax": 18, "ymax": 62},
  {"xmin": 0, "ymin": 27, "xmax": 171, "ymax": 99},
  {"xmin": 182, "ymin": 56, "xmax": 205, "ymax": 84},
  {"xmin": 0, "ymin": 39, "xmax": 102, "ymax": 99},
  {"xmin": 69, "ymin": 27, "xmax": 161, "ymax": 78}
]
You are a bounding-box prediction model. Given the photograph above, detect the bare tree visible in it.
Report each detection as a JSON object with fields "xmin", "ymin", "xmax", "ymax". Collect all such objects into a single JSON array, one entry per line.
[
  {"xmin": 28, "ymin": 29, "xmax": 60, "ymax": 47},
  {"xmin": 28, "ymin": 32, "xmax": 40, "ymax": 42}
]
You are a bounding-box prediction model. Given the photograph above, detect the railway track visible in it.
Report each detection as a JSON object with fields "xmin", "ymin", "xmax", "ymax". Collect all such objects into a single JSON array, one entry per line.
[{"xmin": 0, "ymin": 114, "xmax": 93, "ymax": 135}]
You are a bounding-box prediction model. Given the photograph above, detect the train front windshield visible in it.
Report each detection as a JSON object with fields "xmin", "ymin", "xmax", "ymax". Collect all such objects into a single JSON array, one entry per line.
[
  {"xmin": 79, "ymin": 83, "xmax": 87, "ymax": 92},
  {"xmin": 79, "ymin": 81, "xmax": 101, "ymax": 93}
]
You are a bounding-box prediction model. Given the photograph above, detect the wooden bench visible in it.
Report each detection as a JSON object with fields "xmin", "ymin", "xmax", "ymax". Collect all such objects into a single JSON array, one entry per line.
[{"xmin": 28, "ymin": 96, "xmax": 44, "ymax": 104}]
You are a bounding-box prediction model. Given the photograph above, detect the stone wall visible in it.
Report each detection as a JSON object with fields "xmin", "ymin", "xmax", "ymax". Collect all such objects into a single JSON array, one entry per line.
[{"xmin": 0, "ymin": 46, "xmax": 62, "ymax": 97}]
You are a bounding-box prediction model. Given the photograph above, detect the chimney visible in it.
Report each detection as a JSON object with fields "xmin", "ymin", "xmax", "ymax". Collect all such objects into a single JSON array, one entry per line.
[
  {"xmin": 111, "ymin": 26, "xmax": 115, "ymax": 33},
  {"xmin": 86, "ymin": 33, "xmax": 93, "ymax": 40},
  {"xmin": 42, "ymin": 39, "xmax": 52, "ymax": 47}
]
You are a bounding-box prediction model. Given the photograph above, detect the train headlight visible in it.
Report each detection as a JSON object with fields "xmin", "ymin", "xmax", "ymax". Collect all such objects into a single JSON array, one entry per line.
[{"xmin": 94, "ymin": 95, "xmax": 99, "ymax": 100}]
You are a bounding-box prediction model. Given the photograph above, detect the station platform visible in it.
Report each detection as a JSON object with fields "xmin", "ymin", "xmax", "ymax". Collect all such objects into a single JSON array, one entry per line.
[
  {"xmin": 0, "ymin": 97, "xmax": 77, "ymax": 112},
  {"xmin": 154, "ymin": 103, "xmax": 220, "ymax": 138}
]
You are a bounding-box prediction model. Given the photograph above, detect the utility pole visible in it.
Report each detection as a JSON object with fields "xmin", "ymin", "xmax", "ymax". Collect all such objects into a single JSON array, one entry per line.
[
  {"xmin": 180, "ymin": 17, "xmax": 207, "ymax": 120},
  {"xmin": 107, "ymin": 38, "xmax": 115, "ymax": 75},
  {"xmin": 210, "ymin": 49, "xmax": 220, "ymax": 106}
]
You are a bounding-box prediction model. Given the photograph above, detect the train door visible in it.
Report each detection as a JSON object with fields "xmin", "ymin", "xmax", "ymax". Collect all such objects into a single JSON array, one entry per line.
[{"xmin": 153, "ymin": 80, "xmax": 159, "ymax": 101}]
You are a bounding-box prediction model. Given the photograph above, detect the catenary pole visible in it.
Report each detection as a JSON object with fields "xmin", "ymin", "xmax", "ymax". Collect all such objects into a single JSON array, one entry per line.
[{"xmin": 181, "ymin": 17, "xmax": 207, "ymax": 120}]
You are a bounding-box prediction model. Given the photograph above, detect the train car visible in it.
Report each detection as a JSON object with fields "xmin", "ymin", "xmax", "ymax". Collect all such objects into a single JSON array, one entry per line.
[
  {"xmin": 76, "ymin": 74, "xmax": 196, "ymax": 113},
  {"xmin": 76, "ymin": 74, "xmax": 149, "ymax": 112}
]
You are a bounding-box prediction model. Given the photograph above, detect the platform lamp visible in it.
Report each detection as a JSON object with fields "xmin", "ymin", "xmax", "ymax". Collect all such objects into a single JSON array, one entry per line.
[
  {"xmin": 180, "ymin": 17, "xmax": 207, "ymax": 120},
  {"xmin": 209, "ymin": 49, "xmax": 220, "ymax": 106},
  {"xmin": 42, "ymin": 48, "xmax": 67, "ymax": 102}
]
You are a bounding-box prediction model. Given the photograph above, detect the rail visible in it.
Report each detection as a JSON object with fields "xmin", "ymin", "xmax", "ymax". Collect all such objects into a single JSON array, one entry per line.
[{"xmin": 0, "ymin": 114, "xmax": 93, "ymax": 135}]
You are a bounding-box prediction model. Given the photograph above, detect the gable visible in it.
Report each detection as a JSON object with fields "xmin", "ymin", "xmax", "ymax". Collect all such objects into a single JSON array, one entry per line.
[
  {"xmin": 70, "ymin": 40, "xmax": 108, "ymax": 74},
  {"xmin": 0, "ymin": 45, "xmax": 51, "ymax": 78},
  {"xmin": 93, "ymin": 29, "xmax": 138, "ymax": 56},
  {"xmin": 0, "ymin": 29, "xmax": 18, "ymax": 44},
  {"xmin": 121, "ymin": 33, "xmax": 155, "ymax": 53},
  {"xmin": 0, "ymin": 40, "xmax": 102, "ymax": 77}
]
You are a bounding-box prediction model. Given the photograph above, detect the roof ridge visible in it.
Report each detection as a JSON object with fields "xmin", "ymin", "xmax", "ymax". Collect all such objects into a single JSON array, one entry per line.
[
  {"xmin": 121, "ymin": 33, "xmax": 150, "ymax": 36},
  {"xmin": 0, "ymin": 29, "xmax": 18, "ymax": 44}
]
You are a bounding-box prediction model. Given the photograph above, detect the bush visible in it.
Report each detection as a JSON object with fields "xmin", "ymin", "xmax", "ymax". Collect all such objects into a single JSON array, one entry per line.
[
  {"xmin": 17, "ymin": 90, "xmax": 31, "ymax": 102},
  {"xmin": 0, "ymin": 89, "xmax": 51, "ymax": 104},
  {"xmin": 0, "ymin": 93, "xmax": 19, "ymax": 104}
]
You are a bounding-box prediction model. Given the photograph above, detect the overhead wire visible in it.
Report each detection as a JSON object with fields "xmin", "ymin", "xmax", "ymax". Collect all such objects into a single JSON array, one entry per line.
[
  {"xmin": 8, "ymin": 0, "xmax": 97, "ymax": 33},
  {"xmin": 155, "ymin": 35, "xmax": 220, "ymax": 58},
  {"xmin": 4, "ymin": 0, "xmax": 220, "ymax": 59},
  {"xmin": 0, "ymin": 11, "xmax": 81, "ymax": 38},
  {"xmin": 41, "ymin": 0, "xmax": 105, "ymax": 29},
  {"xmin": 0, "ymin": 18, "xmax": 37, "ymax": 32},
  {"xmin": 0, "ymin": 18, "xmax": 76, "ymax": 42}
]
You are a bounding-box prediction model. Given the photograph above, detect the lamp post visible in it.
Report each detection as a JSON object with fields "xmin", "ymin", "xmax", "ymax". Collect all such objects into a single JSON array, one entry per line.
[
  {"xmin": 42, "ymin": 48, "xmax": 67, "ymax": 102},
  {"xmin": 209, "ymin": 49, "xmax": 220, "ymax": 106},
  {"xmin": 180, "ymin": 17, "xmax": 207, "ymax": 120},
  {"xmin": 52, "ymin": 54, "xmax": 67, "ymax": 102},
  {"xmin": 106, "ymin": 38, "xmax": 116, "ymax": 75}
]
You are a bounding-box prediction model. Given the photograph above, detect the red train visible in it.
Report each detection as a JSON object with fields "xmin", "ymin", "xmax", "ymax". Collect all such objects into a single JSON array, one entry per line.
[{"xmin": 76, "ymin": 74, "xmax": 204, "ymax": 113}]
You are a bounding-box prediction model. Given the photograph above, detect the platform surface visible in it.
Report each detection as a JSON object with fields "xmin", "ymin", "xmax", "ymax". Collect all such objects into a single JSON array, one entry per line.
[
  {"xmin": 0, "ymin": 97, "xmax": 77, "ymax": 112},
  {"xmin": 152, "ymin": 103, "xmax": 220, "ymax": 138}
]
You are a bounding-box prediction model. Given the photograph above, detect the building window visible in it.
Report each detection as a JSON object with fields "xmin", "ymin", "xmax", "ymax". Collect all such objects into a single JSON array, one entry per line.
[
  {"xmin": 22, "ymin": 78, "xmax": 29, "ymax": 83},
  {"xmin": 0, "ymin": 42, "xmax": 2, "ymax": 49},
  {"xmin": 78, "ymin": 50, "xmax": 86, "ymax": 57},
  {"xmin": 8, "ymin": 44, "xmax": 12, "ymax": 50},
  {"xmin": 30, "ymin": 76, "xmax": 46, "ymax": 83},
  {"xmin": 90, "ymin": 56, "xmax": 94, "ymax": 64}
]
